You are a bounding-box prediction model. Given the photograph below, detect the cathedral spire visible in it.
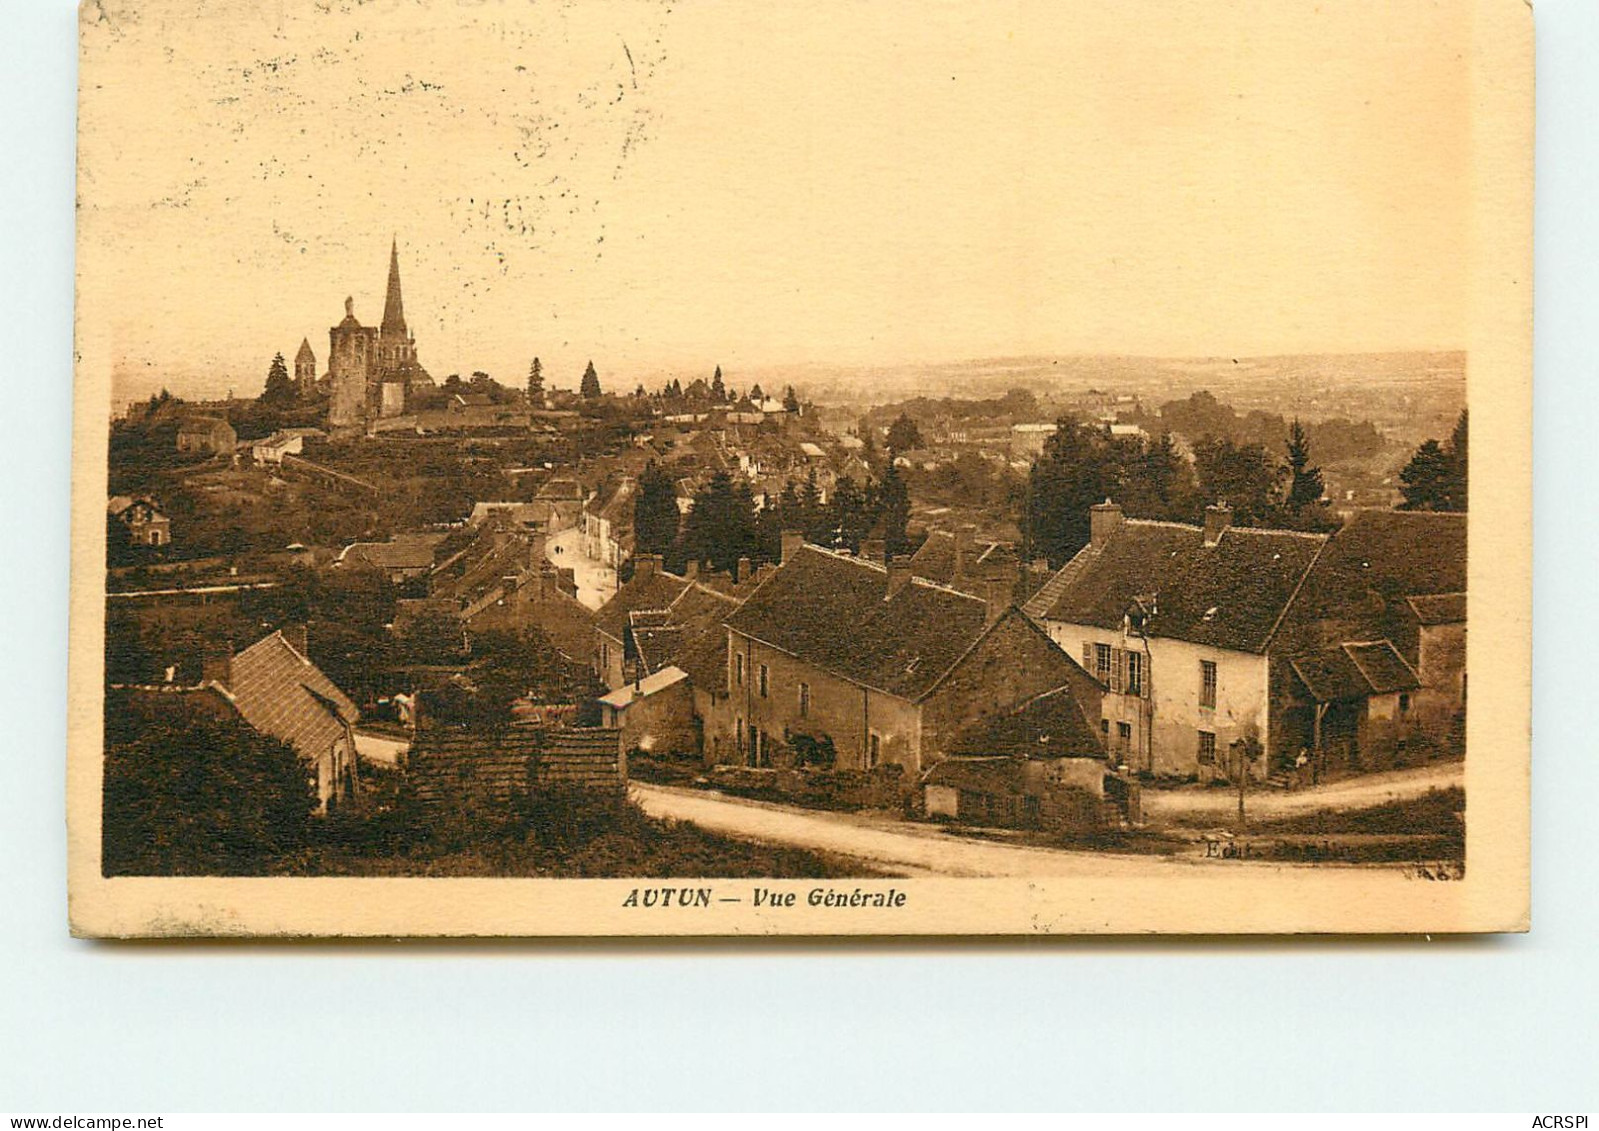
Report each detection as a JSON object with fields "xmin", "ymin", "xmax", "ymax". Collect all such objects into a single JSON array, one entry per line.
[{"xmin": 381, "ymin": 236, "xmax": 407, "ymax": 334}]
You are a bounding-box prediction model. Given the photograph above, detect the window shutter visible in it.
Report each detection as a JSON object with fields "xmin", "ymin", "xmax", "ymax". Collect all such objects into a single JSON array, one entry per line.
[
  {"xmin": 1083, "ymin": 643, "xmax": 1095, "ymax": 672},
  {"xmin": 1113, "ymin": 649, "xmax": 1127, "ymax": 694}
]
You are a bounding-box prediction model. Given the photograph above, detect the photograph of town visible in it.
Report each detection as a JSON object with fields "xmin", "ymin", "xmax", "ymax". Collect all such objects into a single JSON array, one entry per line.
[{"xmin": 77, "ymin": 1, "xmax": 1483, "ymax": 907}]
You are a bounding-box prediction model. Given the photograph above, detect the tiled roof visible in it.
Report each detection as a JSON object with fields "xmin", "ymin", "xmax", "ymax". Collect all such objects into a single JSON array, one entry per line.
[
  {"xmin": 1030, "ymin": 519, "xmax": 1326, "ymax": 654},
  {"xmin": 220, "ymin": 631, "xmax": 357, "ymax": 761},
  {"xmin": 909, "ymin": 531, "xmax": 1022, "ymax": 589},
  {"xmin": 1343, "ymin": 641, "xmax": 1423, "ymax": 695},
  {"xmin": 723, "ymin": 545, "xmax": 1005, "ymax": 700},
  {"xmin": 594, "ymin": 568, "xmax": 692, "ymax": 642},
  {"xmin": 535, "ymin": 477, "xmax": 585, "ymax": 501},
  {"xmin": 1290, "ymin": 510, "xmax": 1466, "ymax": 623},
  {"xmin": 339, "ymin": 532, "xmax": 447, "ymax": 571},
  {"xmin": 1407, "ymin": 593, "xmax": 1467, "ymax": 626},
  {"xmin": 587, "ymin": 477, "xmax": 637, "ymax": 523},
  {"xmin": 598, "ymin": 666, "xmax": 689, "ymax": 708},
  {"xmin": 921, "ymin": 757, "xmax": 1029, "ymax": 796},
  {"xmin": 1277, "ymin": 510, "xmax": 1467, "ymax": 653},
  {"xmin": 947, "ymin": 684, "xmax": 1105, "ymax": 761},
  {"xmin": 1290, "ymin": 640, "xmax": 1420, "ymax": 703}
]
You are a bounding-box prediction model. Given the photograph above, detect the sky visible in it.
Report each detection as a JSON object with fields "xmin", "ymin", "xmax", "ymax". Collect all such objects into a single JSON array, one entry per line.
[{"xmin": 77, "ymin": 0, "xmax": 1474, "ymax": 405}]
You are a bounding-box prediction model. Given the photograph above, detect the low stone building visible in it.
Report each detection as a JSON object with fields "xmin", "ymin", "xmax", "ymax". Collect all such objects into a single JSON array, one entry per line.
[
  {"xmin": 598, "ymin": 666, "xmax": 696, "ymax": 757},
  {"xmin": 719, "ymin": 539, "xmax": 1103, "ymax": 781},
  {"xmin": 176, "ymin": 416, "xmax": 237, "ymax": 457}
]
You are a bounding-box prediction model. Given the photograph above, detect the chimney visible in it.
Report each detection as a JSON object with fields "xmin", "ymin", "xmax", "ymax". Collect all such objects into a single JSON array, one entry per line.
[
  {"xmin": 952, "ymin": 530, "xmax": 970, "ymax": 583},
  {"xmin": 736, "ymin": 556, "xmax": 752, "ymax": 584},
  {"xmin": 201, "ymin": 641, "xmax": 234, "ymax": 688},
  {"xmin": 1090, "ymin": 500, "xmax": 1124, "ymax": 550},
  {"xmin": 281, "ymin": 622, "xmax": 309, "ymax": 657},
  {"xmin": 885, "ymin": 555, "xmax": 913, "ymax": 600},
  {"xmin": 528, "ymin": 531, "xmax": 548, "ymax": 569},
  {"xmin": 635, "ymin": 553, "xmax": 661, "ymax": 578},
  {"xmin": 683, "ymin": 559, "xmax": 699, "ymax": 581},
  {"xmin": 780, "ymin": 529, "xmax": 805, "ymax": 565},
  {"xmin": 1204, "ymin": 502, "xmax": 1233, "ymax": 547},
  {"xmin": 861, "ymin": 537, "xmax": 886, "ymax": 565}
]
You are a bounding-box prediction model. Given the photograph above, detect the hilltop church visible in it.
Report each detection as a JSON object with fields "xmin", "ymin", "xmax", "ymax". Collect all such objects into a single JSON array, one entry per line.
[{"xmin": 318, "ymin": 239, "xmax": 435, "ymax": 427}]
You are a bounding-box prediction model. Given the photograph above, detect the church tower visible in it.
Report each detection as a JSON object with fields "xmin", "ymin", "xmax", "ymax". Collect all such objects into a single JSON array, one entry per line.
[
  {"xmin": 294, "ymin": 337, "xmax": 317, "ymax": 392},
  {"xmin": 377, "ymin": 237, "xmax": 416, "ymax": 377}
]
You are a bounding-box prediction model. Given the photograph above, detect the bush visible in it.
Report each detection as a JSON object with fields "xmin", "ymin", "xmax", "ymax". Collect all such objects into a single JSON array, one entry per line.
[{"xmin": 103, "ymin": 691, "xmax": 317, "ymax": 875}]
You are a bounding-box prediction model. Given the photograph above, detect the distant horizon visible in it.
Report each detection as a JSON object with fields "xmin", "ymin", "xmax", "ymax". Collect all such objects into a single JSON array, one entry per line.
[{"xmin": 111, "ymin": 345, "xmax": 1468, "ymax": 410}]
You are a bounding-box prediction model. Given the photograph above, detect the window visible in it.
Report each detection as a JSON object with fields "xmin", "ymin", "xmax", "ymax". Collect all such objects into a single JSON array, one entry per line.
[
  {"xmin": 759, "ymin": 663, "xmax": 769, "ymax": 698},
  {"xmin": 735, "ymin": 716, "xmax": 745, "ymax": 751},
  {"xmin": 868, "ymin": 732, "xmax": 882, "ymax": 769},
  {"xmin": 1116, "ymin": 721, "xmax": 1132, "ymax": 750},
  {"xmin": 1100, "ymin": 718, "xmax": 1110, "ymax": 736},
  {"xmin": 1197, "ymin": 730, "xmax": 1217, "ymax": 765},
  {"xmin": 798, "ymin": 681, "xmax": 811, "ymax": 718},
  {"xmin": 1126, "ymin": 651, "xmax": 1144, "ymax": 697},
  {"xmin": 1094, "ymin": 643, "xmax": 1113, "ymax": 684},
  {"xmin": 735, "ymin": 653, "xmax": 744, "ymax": 687},
  {"xmin": 601, "ymin": 642, "xmax": 610, "ymax": 670},
  {"xmin": 1399, "ymin": 692, "xmax": 1411, "ymax": 716},
  {"xmin": 1199, "ymin": 660, "xmax": 1218, "ymax": 709}
]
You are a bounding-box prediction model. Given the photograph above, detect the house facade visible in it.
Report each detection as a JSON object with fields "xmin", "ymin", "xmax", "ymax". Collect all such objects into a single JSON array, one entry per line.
[
  {"xmin": 581, "ymin": 476, "xmax": 636, "ymax": 568},
  {"xmin": 1026, "ymin": 503, "xmax": 1327, "ymax": 780}
]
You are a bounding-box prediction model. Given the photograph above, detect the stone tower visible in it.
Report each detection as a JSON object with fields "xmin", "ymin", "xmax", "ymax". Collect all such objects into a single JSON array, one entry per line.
[{"xmin": 294, "ymin": 337, "xmax": 317, "ymax": 392}]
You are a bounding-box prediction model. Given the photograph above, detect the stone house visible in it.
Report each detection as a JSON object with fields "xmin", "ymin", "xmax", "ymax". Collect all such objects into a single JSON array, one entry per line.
[
  {"xmin": 176, "ymin": 416, "xmax": 237, "ymax": 457},
  {"xmin": 108, "ymin": 495, "xmax": 171, "ymax": 548},
  {"xmin": 719, "ymin": 539, "xmax": 1103, "ymax": 779},
  {"xmin": 1025, "ymin": 502, "xmax": 1328, "ymax": 781},
  {"xmin": 1025, "ymin": 502, "xmax": 1467, "ymax": 781},
  {"xmin": 598, "ymin": 666, "xmax": 696, "ymax": 757},
  {"xmin": 922, "ymin": 683, "xmax": 1108, "ymax": 828},
  {"xmin": 1271, "ymin": 510, "xmax": 1467, "ymax": 775}
]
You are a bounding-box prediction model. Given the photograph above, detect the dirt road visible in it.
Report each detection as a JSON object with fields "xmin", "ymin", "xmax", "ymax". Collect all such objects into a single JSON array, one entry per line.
[
  {"xmin": 631, "ymin": 782, "xmax": 1264, "ymax": 878},
  {"xmin": 1140, "ymin": 761, "xmax": 1464, "ymax": 821}
]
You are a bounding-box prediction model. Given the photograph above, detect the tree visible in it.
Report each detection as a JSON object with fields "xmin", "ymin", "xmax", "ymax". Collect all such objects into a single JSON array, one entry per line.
[
  {"xmin": 1399, "ymin": 442, "xmax": 1458, "ymax": 512},
  {"xmin": 528, "ymin": 356, "xmax": 544, "ymax": 403},
  {"xmin": 885, "ymin": 412, "xmax": 924, "ymax": 454},
  {"xmin": 102, "ymin": 691, "xmax": 316, "ymax": 875},
  {"xmin": 831, "ymin": 474, "xmax": 874, "ymax": 554},
  {"xmin": 748, "ymin": 382, "xmax": 765, "ymax": 402},
  {"xmin": 876, "ymin": 462, "xmax": 912, "ymax": 558},
  {"xmin": 783, "ymin": 385, "xmax": 800, "ymax": 414},
  {"xmin": 1193, "ymin": 438, "xmax": 1284, "ymax": 527},
  {"xmin": 683, "ymin": 471, "xmax": 759, "ymax": 574},
  {"xmin": 711, "ymin": 366, "xmax": 726, "ymax": 401},
  {"xmin": 1022, "ymin": 416, "xmax": 1111, "ymax": 565},
  {"xmin": 262, "ymin": 352, "xmax": 295, "ymax": 406},
  {"xmin": 634, "ymin": 461, "xmax": 681, "ymax": 557},
  {"xmin": 1284, "ymin": 419, "xmax": 1326, "ymax": 510},
  {"xmin": 1399, "ymin": 410, "xmax": 1467, "ymax": 512},
  {"xmin": 580, "ymin": 360, "xmax": 602, "ymax": 399}
]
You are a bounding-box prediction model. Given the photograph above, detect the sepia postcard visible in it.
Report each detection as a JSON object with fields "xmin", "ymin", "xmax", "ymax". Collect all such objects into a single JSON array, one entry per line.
[{"xmin": 68, "ymin": 0, "xmax": 1532, "ymax": 937}]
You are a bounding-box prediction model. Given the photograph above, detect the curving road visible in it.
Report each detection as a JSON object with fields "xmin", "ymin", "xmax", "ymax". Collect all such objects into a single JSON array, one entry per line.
[{"xmin": 631, "ymin": 782, "xmax": 1267, "ymax": 878}]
